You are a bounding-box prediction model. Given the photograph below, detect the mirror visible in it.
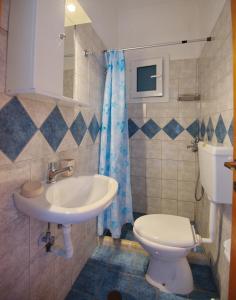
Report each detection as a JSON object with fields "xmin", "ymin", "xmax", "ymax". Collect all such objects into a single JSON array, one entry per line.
[
  {"xmin": 63, "ymin": 26, "xmax": 75, "ymax": 99},
  {"xmin": 63, "ymin": 0, "xmax": 91, "ymax": 100}
]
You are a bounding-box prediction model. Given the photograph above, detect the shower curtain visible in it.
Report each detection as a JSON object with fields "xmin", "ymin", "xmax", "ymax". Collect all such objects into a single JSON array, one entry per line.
[{"xmin": 98, "ymin": 50, "xmax": 133, "ymax": 238}]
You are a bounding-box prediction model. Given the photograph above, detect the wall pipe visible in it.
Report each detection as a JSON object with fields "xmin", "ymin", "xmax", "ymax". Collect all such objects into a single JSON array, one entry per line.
[
  {"xmin": 51, "ymin": 224, "xmax": 74, "ymax": 259},
  {"xmin": 201, "ymin": 201, "xmax": 218, "ymax": 244}
]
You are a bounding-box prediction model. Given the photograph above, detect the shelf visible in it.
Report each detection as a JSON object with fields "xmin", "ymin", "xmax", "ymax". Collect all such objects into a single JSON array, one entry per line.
[{"xmin": 7, "ymin": 90, "xmax": 89, "ymax": 107}]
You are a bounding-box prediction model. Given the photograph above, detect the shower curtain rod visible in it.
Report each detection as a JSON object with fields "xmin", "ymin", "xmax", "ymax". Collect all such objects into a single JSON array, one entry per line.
[{"xmin": 104, "ymin": 36, "xmax": 213, "ymax": 52}]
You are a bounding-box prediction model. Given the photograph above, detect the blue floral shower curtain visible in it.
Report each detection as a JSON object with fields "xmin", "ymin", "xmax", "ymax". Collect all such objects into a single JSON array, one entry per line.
[{"xmin": 98, "ymin": 50, "xmax": 133, "ymax": 238}]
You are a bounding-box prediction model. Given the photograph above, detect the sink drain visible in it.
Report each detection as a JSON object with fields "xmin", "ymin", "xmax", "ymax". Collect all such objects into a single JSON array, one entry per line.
[{"xmin": 107, "ymin": 290, "xmax": 122, "ymax": 300}]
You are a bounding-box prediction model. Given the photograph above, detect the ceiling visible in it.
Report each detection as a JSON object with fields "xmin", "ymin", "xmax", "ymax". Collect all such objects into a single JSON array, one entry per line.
[
  {"xmin": 65, "ymin": 0, "xmax": 91, "ymax": 27},
  {"xmin": 78, "ymin": 0, "xmax": 227, "ymax": 58}
]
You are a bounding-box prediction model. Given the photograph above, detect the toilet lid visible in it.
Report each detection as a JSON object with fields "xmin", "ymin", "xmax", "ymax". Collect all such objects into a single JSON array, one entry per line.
[{"xmin": 134, "ymin": 214, "xmax": 195, "ymax": 248}]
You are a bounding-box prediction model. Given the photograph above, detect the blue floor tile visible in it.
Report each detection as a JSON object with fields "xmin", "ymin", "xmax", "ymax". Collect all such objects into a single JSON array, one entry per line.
[
  {"xmin": 92, "ymin": 245, "xmax": 115, "ymax": 264},
  {"xmin": 97, "ymin": 270, "xmax": 131, "ymax": 300},
  {"xmin": 190, "ymin": 264, "xmax": 217, "ymax": 292},
  {"xmin": 66, "ymin": 244, "xmax": 219, "ymax": 300},
  {"xmin": 129, "ymin": 252, "xmax": 149, "ymax": 275},
  {"xmin": 110, "ymin": 249, "xmax": 149, "ymax": 276},
  {"xmin": 72, "ymin": 260, "xmax": 106, "ymax": 295},
  {"xmin": 65, "ymin": 290, "xmax": 94, "ymax": 300},
  {"xmin": 126, "ymin": 275, "xmax": 158, "ymax": 300},
  {"xmin": 189, "ymin": 290, "xmax": 219, "ymax": 300},
  {"xmin": 159, "ymin": 292, "xmax": 186, "ymax": 300}
]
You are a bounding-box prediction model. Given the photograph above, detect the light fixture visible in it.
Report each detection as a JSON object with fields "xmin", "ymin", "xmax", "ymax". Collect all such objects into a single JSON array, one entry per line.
[{"xmin": 66, "ymin": 3, "xmax": 76, "ymax": 12}]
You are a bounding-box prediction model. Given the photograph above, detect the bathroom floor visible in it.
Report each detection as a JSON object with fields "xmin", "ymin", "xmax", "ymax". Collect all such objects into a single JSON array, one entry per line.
[
  {"xmin": 65, "ymin": 212, "xmax": 218, "ymax": 300},
  {"xmin": 65, "ymin": 244, "xmax": 219, "ymax": 300}
]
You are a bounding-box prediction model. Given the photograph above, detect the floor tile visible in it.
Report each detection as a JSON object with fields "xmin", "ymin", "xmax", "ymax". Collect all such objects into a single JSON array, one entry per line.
[
  {"xmin": 190, "ymin": 264, "xmax": 217, "ymax": 292},
  {"xmin": 66, "ymin": 290, "xmax": 94, "ymax": 300},
  {"xmin": 97, "ymin": 270, "xmax": 130, "ymax": 300},
  {"xmin": 159, "ymin": 292, "xmax": 186, "ymax": 299},
  {"xmin": 92, "ymin": 245, "xmax": 114, "ymax": 264},
  {"xmin": 72, "ymin": 260, "xmax": 106, "ymax": 295},
  {"xmin": 126, "ymin": 275, "xmax": 158, "ymax": 299},
  {"xmin": 66, "ymin": 243, "xmax": 219, "ymax": 300},
  {"xmin": 110, "ymin": 249, "xmax": 149, "ymax": 276},
  {"xmin": 188, "ymin": 290, "xmax": 219, "ymax": 300}
]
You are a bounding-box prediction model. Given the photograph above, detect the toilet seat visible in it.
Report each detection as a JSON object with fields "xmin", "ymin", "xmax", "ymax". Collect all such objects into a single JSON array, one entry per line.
[{"xmin": 134, "ymin": 214, "xmax": 195, "ymax": 248}]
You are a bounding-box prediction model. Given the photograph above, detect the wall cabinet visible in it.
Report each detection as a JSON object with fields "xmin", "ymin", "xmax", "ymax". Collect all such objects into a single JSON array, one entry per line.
[{"xmin": 6, "ymin": 0, "xmax": 68, "ymax": 102}]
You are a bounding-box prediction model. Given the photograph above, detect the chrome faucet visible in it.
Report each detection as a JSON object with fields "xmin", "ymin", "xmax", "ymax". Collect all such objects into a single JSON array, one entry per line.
[
  {"xmin": 47, "ymin": 161, "xmax": 73, "ymax": 184},
  {"xmin": 187, "ymin": 137, "xmax": 200, "ymax": 152}
]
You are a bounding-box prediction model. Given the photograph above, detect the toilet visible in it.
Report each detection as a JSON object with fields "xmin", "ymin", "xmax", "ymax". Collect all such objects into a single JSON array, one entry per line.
[
  {"xmin": 133, "ymin": 142, "xmax": 233, "ymax": 295},
  {"xmin": 134, "ymin": 214, "xmax": 198, "ymax": 295}
]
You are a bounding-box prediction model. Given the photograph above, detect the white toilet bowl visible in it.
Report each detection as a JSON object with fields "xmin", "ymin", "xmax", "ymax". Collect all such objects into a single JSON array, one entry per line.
[{"xmin": 133, "ymin": 214, "xmax": 198, "ymax": 295}]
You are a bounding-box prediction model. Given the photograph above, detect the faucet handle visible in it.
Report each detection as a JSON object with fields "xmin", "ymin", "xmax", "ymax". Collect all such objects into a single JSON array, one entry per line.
[{"xmin": 48, "ymin": 161, "xmax": 58, "ymax": 171}]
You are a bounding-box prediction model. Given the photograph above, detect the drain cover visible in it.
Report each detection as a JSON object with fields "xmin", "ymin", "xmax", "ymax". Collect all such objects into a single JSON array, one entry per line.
[{"xmin": 107, "ymin": 290, "xmax": 122, "ymax": 300}]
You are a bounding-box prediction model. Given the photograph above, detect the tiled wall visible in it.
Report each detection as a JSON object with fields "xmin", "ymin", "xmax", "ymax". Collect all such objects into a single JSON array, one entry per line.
[
  {"xmin": 196, "ymin": 1, "xmax": 233, "ymax": 299},
  {"xmin": 128, "ymin": 59, "xmax": 200, "ymax": 221},
  {"xmin": 0, "ymin": 3, "xmax": 105, "ymax": 298}
]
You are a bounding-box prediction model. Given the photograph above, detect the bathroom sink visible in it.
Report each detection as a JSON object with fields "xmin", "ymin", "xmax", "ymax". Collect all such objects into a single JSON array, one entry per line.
[{"xmin": 14, "ymin": 175, "xmax": 118, "ymax": 224}]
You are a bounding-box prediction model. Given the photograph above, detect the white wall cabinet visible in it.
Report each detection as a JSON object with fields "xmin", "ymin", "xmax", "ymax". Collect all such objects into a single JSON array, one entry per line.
[{"xmin": 6, "ymin": 0, "xmax": 66, "ymax": 101}]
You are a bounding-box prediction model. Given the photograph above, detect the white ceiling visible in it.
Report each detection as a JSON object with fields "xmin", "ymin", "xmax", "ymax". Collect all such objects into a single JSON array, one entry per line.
[
  {"xmin": 79, "ymin": 0, "xmax": 226, "ymax": 58},
  {"xmin": 65, "ymin": 0, "xmax": 91, "ymax": 27}
]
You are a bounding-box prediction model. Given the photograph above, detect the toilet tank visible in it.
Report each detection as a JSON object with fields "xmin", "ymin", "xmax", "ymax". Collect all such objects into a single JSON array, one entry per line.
[{"xmin": 198, "ymin": 142, "xmax": 233, "ymax": 204}]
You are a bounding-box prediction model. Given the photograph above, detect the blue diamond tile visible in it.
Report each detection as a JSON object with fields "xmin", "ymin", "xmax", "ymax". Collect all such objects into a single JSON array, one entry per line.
[
  {"xmin": 200, "ymin": 120, "xmax": 206, "ymax": 139},
  {"xmin": 40, "ymin": 106, "xmax": 68, "ymax": 151},
  {"xmin": 228, "ymin": 119, "xmax": 233, "ymax": 145},
  {"xmin": 0, "ymin": 97, "xmax": 37, "ymax": 160},
  {"xmin": 163, "ymin": 119, "xmax": 184, "ymax": 140},
  {"xmin": 141, "ymin": 119, "xmax": 161, "ymax": 139},
  {"xmin": 88, "ymin": 115, "xmax": 100, "ymax": 143},
  {"xmin": 186, "ymin": 119, "xmax": 199, "ymax": 138},
  {"xmin": 215, "ymin": 114, "xmax": 227, "ymax": 143},
  {"xmin": 206, "ymin": 117, "xmax": 214, "ymax": 142},
  {"xmin": 70, "ymin": 112, "xmax": 87, "ymax": 145},
  {"xmin": 128, "ymin": 119, "xmax": 139, "ymax": 138}
]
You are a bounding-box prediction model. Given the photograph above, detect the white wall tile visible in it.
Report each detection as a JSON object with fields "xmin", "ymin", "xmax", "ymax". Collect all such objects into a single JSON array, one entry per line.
[
  {"xmin": 146, "ymin": 159, "xmax": 162, "ymax": 178},
  {"xmin": 0, "ymin": 22, "xmax": 104, "ymax": 299},
  {"xmin": 196, "ymin": 1, "xmax": 232, "ymax": 297},
  {"xmin": 178, "ymin": 181, "xmax": 195, "ymax": 202},
  {"xmin": 161, "ymin": 199, "xmax": 178, "ymax": 215},
  {"xmin": 146, "ymin": 178, "xmax": 161, "ymax": 198},
  {"xmin": 178, "ymin": 161, "xmax": 196, "ymax": 181},
  {"xmin": 162, "ymin": 160, "xmax": 178, "ymax": 180},
  {"xmin": 162, "ymin": 179, "xmax": 178, "ymax": 200}
]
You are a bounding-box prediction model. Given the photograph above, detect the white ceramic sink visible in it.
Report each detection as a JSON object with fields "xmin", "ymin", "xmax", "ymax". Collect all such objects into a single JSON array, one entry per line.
[{"xmin": 14, "ymin": 175, "xmax": 118, "ymax": 224}]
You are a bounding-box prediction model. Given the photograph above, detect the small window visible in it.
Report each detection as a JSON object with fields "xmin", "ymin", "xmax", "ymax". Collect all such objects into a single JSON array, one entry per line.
[
  {"xmin": 137, "ymin": 65, "xmax": 157, "ymax": 92},
  {"xmin": 130, "ymin": 57, "xmax": 163, "ymax": 99}
]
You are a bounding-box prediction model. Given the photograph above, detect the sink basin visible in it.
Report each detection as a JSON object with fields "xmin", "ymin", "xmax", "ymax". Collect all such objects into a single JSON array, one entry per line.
[{"xmin": 14, "ymin": 175, "xmax": 118, "ymax": 224}]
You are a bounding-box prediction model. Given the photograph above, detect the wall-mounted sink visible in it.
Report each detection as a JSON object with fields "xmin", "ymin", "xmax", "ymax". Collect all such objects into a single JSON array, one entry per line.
[{"xmin": 14, "ymin": 175, "xmax": 118, "ymax": 224}]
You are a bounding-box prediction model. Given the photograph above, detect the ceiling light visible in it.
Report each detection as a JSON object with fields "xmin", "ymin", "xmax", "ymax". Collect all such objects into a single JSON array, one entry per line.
[{"xmin": 66, "ymin": 3, "xmax": 76, "ymax": 12}]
